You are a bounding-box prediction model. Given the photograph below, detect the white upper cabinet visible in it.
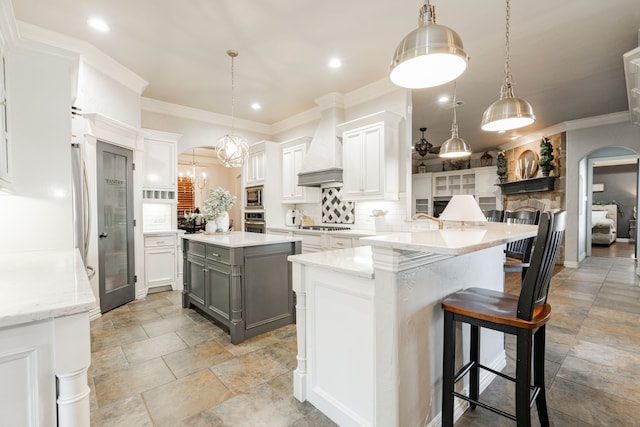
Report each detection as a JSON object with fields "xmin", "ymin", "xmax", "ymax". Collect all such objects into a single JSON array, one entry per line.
[
  {"xmin": 338, "ymin": 111, "xmax": 402, "ymax": 201},
  {"xmin": 474, "ymin": 166, "xmax": 499, "ymax": 195},
  {"xmin": 0, "ymin": 53, "xmax": 11, "ymax": 193},
  {"xmin": 143, "ymin": 136, "xmax": 177, "ymax": 190},
  {"xmin": 281, "ymin": 137, "xmax": 320, "ymax": 204},
  {"xmin": 244, "ymin": 145, "xmax": 265, "ymax": 187}
]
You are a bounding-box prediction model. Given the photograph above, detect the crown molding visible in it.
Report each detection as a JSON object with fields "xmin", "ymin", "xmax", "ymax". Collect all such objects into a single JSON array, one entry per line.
[
  {"xmin": 141, "ymin": 97, "xmax": 271, "ymax": 135},
  {"xmin": 344, "ymin": 77, "xmax": 401, "ymax": 109},
  {"xmin": 499, "ymin": 111, "xmax": 630, "ymax": 151},
  {"xmin": 16, "ymin": 21, "xmax": 148, "ymax": 95}
]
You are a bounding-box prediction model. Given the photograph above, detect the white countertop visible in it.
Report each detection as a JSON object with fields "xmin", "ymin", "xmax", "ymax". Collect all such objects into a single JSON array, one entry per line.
[
  {"xmin": 267, "ymin": 226, "xmax": 375, "ymax": 238},
  {"xmin": 361, "ymin": 222, "xmax": 538, "ymax": 256},
  {"xmin": 181, "ymin": 231, "xmax": 302, "ymax": 248},
  {"xmin": 288, "ymin": 246, "xmax": 374, "ymax": 279},
  {"xmin": 0, "ymin": 249, "xmax": 96, "ymax": 328}
]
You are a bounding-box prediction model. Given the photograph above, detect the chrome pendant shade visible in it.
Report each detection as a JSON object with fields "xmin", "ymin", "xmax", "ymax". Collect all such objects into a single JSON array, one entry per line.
[
  {"xmin": 439, "ymin": 81, "xmax": 471, "ymax": 158},
  {"xmin": 481, "ymin": 83, "xmax": 535, "ymax": 131},
  {"xmin": 390, "ymin": 1, "xmax": 468, "ymax": 89},
  {"xmin": 216, "ymin": 50, "xmax": 249, "ymax": 168},
  {"xmin": 481, "ymin": 0, "xmax": 535, "ymax": 132}
]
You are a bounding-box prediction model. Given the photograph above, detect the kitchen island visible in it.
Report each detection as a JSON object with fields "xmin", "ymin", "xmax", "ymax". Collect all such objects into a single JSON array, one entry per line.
[
  {"xmin": 288, "ymin": 222, "xmax": 538, "ymax": 427},
  {"xmin": 181, "ymin": 231, "xmax": 301, "ymax": 344},
  {"xmin": 0, "ymin": 249, "xmax": 96, "ymax": 426}
]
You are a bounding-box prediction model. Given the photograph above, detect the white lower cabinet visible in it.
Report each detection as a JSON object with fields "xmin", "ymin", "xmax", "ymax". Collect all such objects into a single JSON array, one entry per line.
[
  {"xmin": 145, "ymin": 234, "xmax": 178, "ymax": 291},
  {"xmin": 269, "ymin": 229, "xmax": 363, "ymax": 253}
]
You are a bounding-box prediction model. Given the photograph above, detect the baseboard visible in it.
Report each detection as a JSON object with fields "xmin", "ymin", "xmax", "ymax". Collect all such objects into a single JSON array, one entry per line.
[
  {"xmin": 88, "ymin": 306, "xmax": 102, "ymax": 321},
  {"xmin": 564, "ymin": 260, "xmax": 580, "ymax": 268},
  {"xmin": 136, "ymin": 287, "xmax": 148, "ymax": 300}
]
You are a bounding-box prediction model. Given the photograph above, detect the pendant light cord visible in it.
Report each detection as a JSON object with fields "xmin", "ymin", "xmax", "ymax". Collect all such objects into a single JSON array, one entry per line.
[
  {"xmin": 503, "ymin": 0, "xmax": 512, "ymax": 86},
  {"xmin": 451, "ymin": 80, "xmax": 458, "ymax": 134}
]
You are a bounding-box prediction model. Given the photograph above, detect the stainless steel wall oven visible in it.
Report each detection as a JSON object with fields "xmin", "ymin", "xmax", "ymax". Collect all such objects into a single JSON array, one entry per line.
[{"xmin": 245, "ymin": 211, "xmax": 266, "ymax": 233}]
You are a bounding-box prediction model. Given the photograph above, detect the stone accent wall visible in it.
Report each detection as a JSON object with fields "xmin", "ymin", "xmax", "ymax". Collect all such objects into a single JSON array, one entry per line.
[{"xmin": 501, "ymin": 132, "xmax": 566, "ymax": 263}]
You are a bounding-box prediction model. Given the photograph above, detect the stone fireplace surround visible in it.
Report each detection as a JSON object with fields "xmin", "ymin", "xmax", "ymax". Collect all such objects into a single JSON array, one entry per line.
[{"xmin": 500, "ymin": 132, "xmax": 566, "ymax": 263}]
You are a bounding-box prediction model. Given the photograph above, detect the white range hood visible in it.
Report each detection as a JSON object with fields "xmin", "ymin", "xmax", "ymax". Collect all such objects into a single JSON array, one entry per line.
[{"xmin": 297, "ymin": 93, "xmax": 345, "ymax": 187}]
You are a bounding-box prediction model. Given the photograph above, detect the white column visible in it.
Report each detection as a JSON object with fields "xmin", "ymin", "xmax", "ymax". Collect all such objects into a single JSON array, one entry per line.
[
  {"xmin": 54, "ymin": 312, "xmax": 91, "ymax": 427},
  {"xmin": 292, "ymin": 262, "xmax": 308, "ymax": 402}
]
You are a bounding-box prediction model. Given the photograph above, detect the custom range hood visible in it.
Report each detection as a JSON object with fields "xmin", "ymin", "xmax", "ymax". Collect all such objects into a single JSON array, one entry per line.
[{"xmin": 297, "ymin": 94, "xmax": 345, "ymax": 187}]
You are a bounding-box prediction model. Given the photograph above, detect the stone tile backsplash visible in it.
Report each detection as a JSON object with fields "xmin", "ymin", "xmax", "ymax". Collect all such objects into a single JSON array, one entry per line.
[{"xmin": 321, "ymin": 187, "xmax": 355, "ymax": 224}]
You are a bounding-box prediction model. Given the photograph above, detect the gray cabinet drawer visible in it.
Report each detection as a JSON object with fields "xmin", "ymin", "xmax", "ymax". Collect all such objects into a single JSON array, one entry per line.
[
  {"xmin": 207, "ymin": 245, "xmax": 230, "ymax": 263},
  {"xmin": 188, "ymin": 242, "xmax": 206, "ymax": 258}
]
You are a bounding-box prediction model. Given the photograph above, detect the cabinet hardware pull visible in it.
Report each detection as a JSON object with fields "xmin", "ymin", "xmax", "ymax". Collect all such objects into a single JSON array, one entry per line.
[
  {"xmin": 203, "ymin": 269, "xmax": 206, "ymax": 273},
  {"xmin": 210, "ymin": 253, "xmax": 220, "ymax": 257},
  {"xmin": 156, "ymin": 241, "xmax": 165, "ymax": 245}
]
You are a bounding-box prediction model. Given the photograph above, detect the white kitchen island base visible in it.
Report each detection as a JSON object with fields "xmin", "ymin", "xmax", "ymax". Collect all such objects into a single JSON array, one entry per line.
[{"xmin": 289, "ymin": 223, "xmax": 537, "ymax": 427}]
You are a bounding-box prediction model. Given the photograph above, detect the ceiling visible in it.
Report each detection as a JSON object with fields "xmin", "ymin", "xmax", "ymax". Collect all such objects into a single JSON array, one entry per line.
[{"xmin": 10, "ymin": 0, "xmax": 640, "ymax": 154}]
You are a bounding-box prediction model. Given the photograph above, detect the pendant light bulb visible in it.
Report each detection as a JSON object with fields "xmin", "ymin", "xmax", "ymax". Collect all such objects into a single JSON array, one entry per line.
[
  {"xmin": 390, "ymin": 1, "xmax": 468, "ymax": 89},
  {"xmin": 481, "ymin": 0, "xmax": 535, "ymax": 132}
]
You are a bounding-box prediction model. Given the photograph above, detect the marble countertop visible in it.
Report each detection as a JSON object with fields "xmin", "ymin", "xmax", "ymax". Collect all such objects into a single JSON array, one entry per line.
[
  {"xmin": 288, "ymin": 246, "xmax": 374, "ymax": 279},
  {"xmin": 267, "ymin": 226, "xmax": 375, "ymax": 238},
  {"xmin": 143, "ymin": 229, "xmax": 185, "ymax": 236},
  {"xmin": 0, "ymin": 249, "xmax": 96, "ymax": 328},
  {"xmin": 361, "ymin": 222, "xmax": 538, "ymax": 256},
  {"xmin": 181, "ymin": 231, "xmax": 302, "ymax": 248}
]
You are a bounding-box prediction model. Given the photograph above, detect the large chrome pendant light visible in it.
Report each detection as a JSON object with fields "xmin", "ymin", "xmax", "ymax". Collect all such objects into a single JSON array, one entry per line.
[
  {"xmin": 216, "ymin": 50, "xmax": 249, "ymax": 168},
  {"xmin": 439, "ymin": 81, "xmax": 471, "ymax": 158},
  {"xmin": 481, "ymin": 0, "xmax": 535, "ymax": 132},
  {"xmin": 390, "ymin": 0, "xmax": 468, "ymax": 89}
]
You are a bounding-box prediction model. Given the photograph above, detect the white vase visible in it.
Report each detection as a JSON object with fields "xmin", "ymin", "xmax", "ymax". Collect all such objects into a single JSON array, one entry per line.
[
  {"xmin": 215, "ymin": 211, "xmax": 230, "ymax": 232},
  {"xmin": 205, "ymin": 221, "xmax": 217, "ymax": 233}
]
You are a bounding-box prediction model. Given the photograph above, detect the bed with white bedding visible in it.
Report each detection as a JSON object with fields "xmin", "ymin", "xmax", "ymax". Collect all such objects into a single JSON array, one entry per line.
[{"xmin": 591, "ymin": 205, "xmax": 617, "ymax": 246}]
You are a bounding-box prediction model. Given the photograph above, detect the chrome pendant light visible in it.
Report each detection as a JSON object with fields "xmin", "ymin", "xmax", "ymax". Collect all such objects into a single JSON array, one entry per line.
[
  {"xmin": 440, "ymin": 81, "xmax": 471, "ymax": 158},
  {"xmin": 390, "ymin": 0, "xmax": 468, "ymax": 89},
  {"xmin": 216, "ymin": 50, "xmax": 249, "ymax": 168},
  {"xmin": 481, "ymin": 0, "xmax": 535, "ymax": 132}
]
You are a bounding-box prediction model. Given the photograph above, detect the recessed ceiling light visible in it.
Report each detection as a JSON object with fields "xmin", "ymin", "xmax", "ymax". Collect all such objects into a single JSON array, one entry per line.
[
  {"xmin": 88, "ymin": 17, "xmax": 110, "ymax": 32},
  {"xmin": 251, "ymin": 102, "xmax": 261, "ymax": 110},
  {"xmin": 328, "ymin": 58, "xmax": 342, "ymax": 69},
  {"xmin": 438, "ymin": 95, "xmax": 450, "ymax": 103}
]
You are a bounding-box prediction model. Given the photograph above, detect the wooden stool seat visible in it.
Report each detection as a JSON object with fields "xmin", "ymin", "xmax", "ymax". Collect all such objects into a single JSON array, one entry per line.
[
  {"xmin": 442, "ymin": 287, "xmax": 551, "ymax": 330},
  {"xmin": 441, "ymin": 211, "xmax": 566, "ymax": 427}
]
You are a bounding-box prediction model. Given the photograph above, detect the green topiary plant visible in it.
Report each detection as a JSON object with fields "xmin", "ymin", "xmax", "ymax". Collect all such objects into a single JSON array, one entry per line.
[
  {"xmin": 496, "ymin": 152, "xmax": 507, "ymax": 182},
  {"xmin": 539, "ymin": 137, "xmax": 555, "ymax": 176}
]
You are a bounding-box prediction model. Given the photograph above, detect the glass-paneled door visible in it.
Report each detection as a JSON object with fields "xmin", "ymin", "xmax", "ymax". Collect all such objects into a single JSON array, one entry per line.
[{"xmin": 97, "ymin": 141, "xmax": 135, "ymax": 313}]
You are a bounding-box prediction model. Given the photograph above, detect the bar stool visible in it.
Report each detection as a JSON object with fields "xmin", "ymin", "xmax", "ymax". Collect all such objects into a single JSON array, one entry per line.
[
  {"xmin": 503, "ymin": 209, "xmax": 541, "ymax": 283},
  {"xmin": 441, "ymin": 210, "xmax": 566, "ymax": 427}
]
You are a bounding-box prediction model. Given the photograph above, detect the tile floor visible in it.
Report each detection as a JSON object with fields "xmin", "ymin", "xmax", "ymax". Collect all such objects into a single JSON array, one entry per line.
[{"xmin": 89, "ymin": 255, "xmax": 640, "ymax": 426}]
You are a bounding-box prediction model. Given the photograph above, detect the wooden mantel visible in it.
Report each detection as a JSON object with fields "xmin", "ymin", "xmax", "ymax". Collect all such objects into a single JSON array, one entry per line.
[{"xmin": 497, "ymin": 176, "xmax": 556, "ymax": 195}]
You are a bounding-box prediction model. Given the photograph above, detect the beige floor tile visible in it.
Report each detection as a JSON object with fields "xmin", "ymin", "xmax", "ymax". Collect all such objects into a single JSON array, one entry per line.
[
  {"xmin": 140, "ymin": 313, "xmax": 198, "ymax": 338},
  {"xmin": 211, "ymin": 347, "xmax": 290, "ymax": 394},
  {"xmin": 548, "ymin": 377, "xmax": 640, "ymax": 425},
  {"xmin": 88, "ymin": 346, "xmax": 129, "ymax": 378},
  {"xmin": 163, "ymin": 340, "xmax": 234, "ymax": 378},
  {"xmin": 122, "ymin": 331, "xmax": 188, "ymax": 363},
  {"xmin": 176, "ymin": 321, "xmax": 227, "ymax": 347},
  {"xmin": 93, "ymin": 358, "xmax": 175, "ymax": 408},
  {"xmin": 90, "ymin": 395, "xmax": 153, "ymax": 427},
  {"xmin": 143, "ymin": 369, "xmax": 233, "ymax": 426}
]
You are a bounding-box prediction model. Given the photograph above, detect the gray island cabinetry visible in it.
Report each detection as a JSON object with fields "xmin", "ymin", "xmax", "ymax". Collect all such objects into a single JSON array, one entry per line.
[{"xmin": 182, "ymin": 232, "xmax": 301, "ymax": 344}]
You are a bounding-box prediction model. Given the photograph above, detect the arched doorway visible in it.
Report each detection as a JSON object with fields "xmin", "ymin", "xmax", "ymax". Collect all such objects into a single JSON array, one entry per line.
[{"xmin": 177, "ymin": 147, "xmax": 242, "ymax": 232}]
